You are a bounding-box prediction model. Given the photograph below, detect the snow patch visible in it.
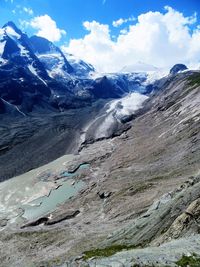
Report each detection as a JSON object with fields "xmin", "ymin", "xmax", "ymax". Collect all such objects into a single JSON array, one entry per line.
[
  {"xmin": 64, "ymin": 53, "xmax": 95, "ymax": 77},
  {"xmin": 28, "ymin": 64, "xmax": 47, "ymax": 86},
  {"xmin": 82, "ymin": 92, "xmax": 148, "ymax": 142},
  {"xmin": 90, "ymin": 69, "xmax": 168, "ymax": 86},
  {"xmin": 4, "ymin": 26, "xmax": 20, "ymax": 39},
  {"xmin": 121, "ymin": 62, "xmax": 158, "ymax": 73},
  {"xmin": 0, "ymin": 28, "xmax": 4, "ymax": 38},
  {"xmin": 107, "ymin": 92, "xmax": 148, "ymax": 116},
  {"xmin": 0, "ymin": 41, "xmax": 6, "ymax": 56},
  {"xmin": 38, "ymin": 53, "xmax": 69, "ymax": 79},
  {"xmin": 96, "ymin": 92, "xmax": 148, "ymax": 139},
  {"xmin": 17, "ymin": 43, "xmax": 30, "ymax": 58},
  {"xmin": 95, "ymin": 113, "xmax": 115, "ymax": 139}
]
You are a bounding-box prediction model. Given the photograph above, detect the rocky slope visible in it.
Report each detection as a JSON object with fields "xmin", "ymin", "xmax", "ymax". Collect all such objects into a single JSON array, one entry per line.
[
  {"xmin": 0, "ymin": 68, "xmax": 199, "ymax": 266},
  {"xmin": 0, "ymin": 21, "xmax": 160, "ymax": 181}
]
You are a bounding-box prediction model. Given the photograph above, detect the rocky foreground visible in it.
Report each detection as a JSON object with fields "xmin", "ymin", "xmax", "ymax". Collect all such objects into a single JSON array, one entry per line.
[{"xmin": 0, "ymin": 71, "xmax": 200, "ymax": 267}]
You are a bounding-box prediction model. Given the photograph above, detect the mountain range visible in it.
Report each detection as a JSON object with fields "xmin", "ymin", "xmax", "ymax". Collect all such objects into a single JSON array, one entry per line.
[
  {"xmin": 0, "ymin": 21, "xmax": 200, "ymax": 267},
  {"xmin": 0, "ymin": 21, "xmax": 158, "ymax": 115},
  {"xmin": 0, "ymin": 21, "xmax": 172, "ymax": 180}
]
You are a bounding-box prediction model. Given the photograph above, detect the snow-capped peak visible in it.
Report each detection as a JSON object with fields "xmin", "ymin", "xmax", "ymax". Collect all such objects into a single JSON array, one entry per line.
[
  {"xmin": 121, "ymin": 61, "xmax": 158, "ymax": 73},
  {"xmin": 64, "ymin": 52, "xmax": 95, "ymax": 77},
  {"xmin": 0, "ymin": 22, "xmax": 22, "ymax": 58},
  {"xmin": 4, "ymin": 25, "xmax": 21, "ymax": 39},
  {"xmin": 2, "ymin": 21, "xmax": 22, "ymax": 40}
]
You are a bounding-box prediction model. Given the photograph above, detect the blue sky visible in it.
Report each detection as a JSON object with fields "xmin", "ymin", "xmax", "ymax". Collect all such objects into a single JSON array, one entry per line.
[
  {"xmin": 1, "ymin": 0, "xmax": 200, "ymax": 72},
  {"xmin": 1, "ymin": 0, "xmax": 199, "ymax": 42}
]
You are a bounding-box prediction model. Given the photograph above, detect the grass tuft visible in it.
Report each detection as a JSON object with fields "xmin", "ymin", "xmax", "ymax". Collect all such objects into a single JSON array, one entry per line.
[
  {"xmin": 187, "ymin": 73, "xmax": 200, "ymax": 87},
  {"xmin": 83, "ymin": 244, "xmax": 137, "ymax": 260},
  {"xmin": 176, "ymin": 254, "xmax": 200, "ymax": 267}
]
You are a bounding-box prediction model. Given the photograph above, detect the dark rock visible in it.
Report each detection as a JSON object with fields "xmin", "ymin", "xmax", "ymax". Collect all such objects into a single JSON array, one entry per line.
[
  {"xmin": 170, "ymin": 64, "xmax": 188, "ymax": 75},
  {"xmin": 0, "ymin": 219, "xmax": 8, "ymax": 227},
  {"xmin": 21, "ymin": 210, "xmax": 80, "ymax": 228},
  {"xmin": 98, "ymin": 191, "xmax": 112, "ymax": 199},
  {"xmin": 46, "ymin": 210, "xmax": 80, "ymax": 225},
  {"xmin": 21, "ymin": 217, "xmax": 48, "ymax": 228}
]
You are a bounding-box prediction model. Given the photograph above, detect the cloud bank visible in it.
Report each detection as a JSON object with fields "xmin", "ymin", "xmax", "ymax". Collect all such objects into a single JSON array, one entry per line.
[
  {"xmin": 30, "ymin": 15, "xmax": 66, "ymax": 42},
  {"xmin": 62, "ymin": 6, "xmax": 200, "ymax": 72}
]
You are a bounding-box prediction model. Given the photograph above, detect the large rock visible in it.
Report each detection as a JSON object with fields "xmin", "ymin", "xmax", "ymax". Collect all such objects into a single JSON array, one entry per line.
[{"xmin": 170, "ymin": 64, "xmax": 188, "ymax": 75}]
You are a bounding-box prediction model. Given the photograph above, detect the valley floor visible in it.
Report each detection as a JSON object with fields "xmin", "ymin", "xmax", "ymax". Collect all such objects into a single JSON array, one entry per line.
[{"xmin": 0, "ymin": 72, "xmax": 200, "ymax": 267}]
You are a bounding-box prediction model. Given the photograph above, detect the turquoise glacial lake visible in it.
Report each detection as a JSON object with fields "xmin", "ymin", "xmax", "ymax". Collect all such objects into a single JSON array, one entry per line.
[{"xmin": 22, "ymin": 179, "xmax": 85, "ymax": 221}]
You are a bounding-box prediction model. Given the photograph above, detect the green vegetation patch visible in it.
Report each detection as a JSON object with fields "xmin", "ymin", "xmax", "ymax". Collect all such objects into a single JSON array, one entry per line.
[
  {"xmin": 176, "ymin": 254, "xmax": 200, "ymax": 267},
  {"xmin": 187, "ymin": 73, "xmax": 200, "ymax": 87},
  {"xmin": 83, "ymin": 244, "xmax": 137, "ymax": 260}
]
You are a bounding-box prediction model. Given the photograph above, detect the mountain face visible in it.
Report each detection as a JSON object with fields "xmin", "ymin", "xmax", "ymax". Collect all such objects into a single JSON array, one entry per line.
[
  {"xmin": 0, "ymin": 22, "xmax": 156, "ymax": 116},
  {"xmin": 29, "ymin": 35, "xmax": 74, "ymax": 76},
  {"xmin": 66, "ymin": 53, "xmax": 95, "ymax": 77},
  {"xmin": 0, "ymin": 22, "xmax": 52, "ymax": 113},
  {"xmin": 1, "ymin": 22, "xmax": 49, "ymax": 78}
]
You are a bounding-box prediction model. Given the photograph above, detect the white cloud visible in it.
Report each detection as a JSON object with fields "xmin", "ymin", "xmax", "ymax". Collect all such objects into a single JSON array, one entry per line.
[
  {"xmin": 11, "ymin": 5, "xmax": 34, "ymax": 16},
  {"xmin": 29, "ymin": 15, "xmax": 66, "ymax": 42},
  {"xmin": 112, "ymin": 17, "xmax": 135, "ymax": 27},
  {"xmin": 62, "ymin": 21, "xmax": 113, "ymax": 72},
  {"xmin": 112, "ymin": 18, "xmax": 124, "ymax": 27},
  {"xmin": 62, "ymin": 6, "xmax": 200, "ymax": 72},
  {"xmin": 23, "ymin": 7, "xmax": 33, "ymax": 15},
  {"xmin": 120, "ymin": 28, "xmax": 128, "ymax": 35}
]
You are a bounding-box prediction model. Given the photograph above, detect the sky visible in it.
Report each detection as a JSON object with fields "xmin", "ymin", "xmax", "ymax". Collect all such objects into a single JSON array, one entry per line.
[{"xmin": 0, "ymin": 0, "xmax": 200, "ymax": 72}]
